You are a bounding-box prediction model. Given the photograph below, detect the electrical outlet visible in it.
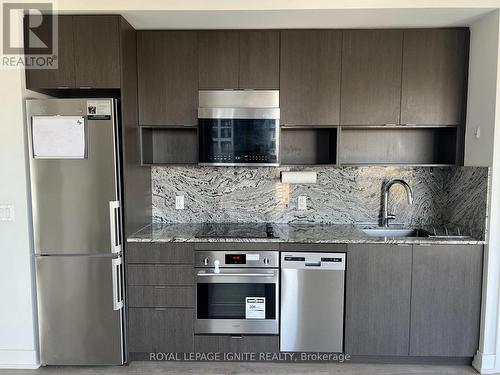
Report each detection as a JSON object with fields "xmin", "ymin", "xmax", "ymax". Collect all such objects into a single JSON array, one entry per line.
[
  {"xmin": 0, "ymin": 205, "xmax": 14, "ymax": 221},
  {"xmin": 298, "ymin": 196, "xmax": 307, "ymax": 210},
  {"xmin": 175, "ymin": 195, "xmax": 185, "ymax": 210}
]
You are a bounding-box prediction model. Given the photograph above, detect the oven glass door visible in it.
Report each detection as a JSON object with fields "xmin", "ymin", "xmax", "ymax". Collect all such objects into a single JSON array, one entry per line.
[
  {"xmin": 198, "ymin": 118, "xmax": 278, "ymax": 165},
  {"xmin": 195, "ymin": 269, "xmax": 279, "ymax": 334},
  {"xmin": 197, "ymin": 282, "xmax": 276, "ymax": 320}
]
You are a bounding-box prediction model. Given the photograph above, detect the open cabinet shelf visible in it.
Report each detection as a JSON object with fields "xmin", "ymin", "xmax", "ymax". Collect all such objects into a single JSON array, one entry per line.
[
  {"xmin": 140, "ymin": 126, "xmax": 198, "ymax": 165},
  {"xmin": 338, "ymin": 126, "xmax": 458, "ymax": 165},
  {"xmin": 280, "ymin": 127, "xmax": 338, "ymax": 165}
]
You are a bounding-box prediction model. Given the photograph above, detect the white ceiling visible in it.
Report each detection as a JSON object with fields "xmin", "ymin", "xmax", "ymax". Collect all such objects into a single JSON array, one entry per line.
[{"xmin": 118, "ymin": 8, "xmax": 495, "ymax": 30}]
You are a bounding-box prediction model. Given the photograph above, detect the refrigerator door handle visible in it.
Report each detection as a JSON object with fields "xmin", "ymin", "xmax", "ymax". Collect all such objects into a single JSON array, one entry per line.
[
  {"xmin": 112, "ymin": 257, "xmax": 123, "ymax": 311},
  {"xmin": 109, "ymin": 201, "xmax": 121, "ymax": 254}
]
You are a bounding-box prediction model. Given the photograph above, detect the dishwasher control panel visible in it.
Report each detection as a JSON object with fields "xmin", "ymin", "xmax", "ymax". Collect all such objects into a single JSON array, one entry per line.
[{"xmin": 281, "ymin": 252, "xmax": 346, "ymax": 270}]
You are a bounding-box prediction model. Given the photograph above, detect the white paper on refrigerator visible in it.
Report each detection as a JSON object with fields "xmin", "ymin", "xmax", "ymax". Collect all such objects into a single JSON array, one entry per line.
[{"xmin": 32, "ymin": 116, "xmax": 86, "ymax": 159}]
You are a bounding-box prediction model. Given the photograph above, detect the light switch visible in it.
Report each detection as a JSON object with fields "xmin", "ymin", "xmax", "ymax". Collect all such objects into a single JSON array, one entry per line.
[
  {"xmin": 0, "ymin": 205, "xmax": 14, "ymax": 221},
  {"xmin": 175, "ymin": 195, "xmax": 185, "ymax": 210},
  {"xmin": 298, "ymin": 196, "xmax": 307, "ymax": 210}
]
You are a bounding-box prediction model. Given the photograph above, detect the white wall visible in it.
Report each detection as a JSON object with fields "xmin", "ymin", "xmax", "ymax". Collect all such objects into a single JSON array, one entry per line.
[
  {"xmin": 465, "ymin": 10, "xmax": 500, "ymax": 374},
  {"xmin": 0, "ymin": 68, "xmax": 38, "ymax": 368}
]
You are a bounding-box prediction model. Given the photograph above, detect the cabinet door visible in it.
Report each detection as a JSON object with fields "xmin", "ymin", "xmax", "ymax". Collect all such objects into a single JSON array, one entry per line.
[
  {"xmin": 137, "ymin": 32, "xmax": 198, "ymax": 126},
  {"xmin": 341, "ymin": 30, "xmax": 403, "ymax": 125},
  {"xmin": 194, "ymin": 335, "xmax": 279, "ymax": 353},
  {"xmin": 239, "ymin": 31, "xmax": 280, "ymax": 89},
  {"xmin": 410, "ymin": 245, "xmax": 483, "ymax": 356},
  {"xmin": 198, "ymin": 31, "xmax": 239, "ymax": 89},
  {"xmin": 401, "ymin": 29, "xmax": 468, "ymax": 125},
  {"xmin": 73, "ymin": 16, "xmax": 121, "ymax": 88},
  {"xmin": 345, "ymin": 244, "xmax": 412, "ymax": 355},
  {"xmin": 280, "ymin": 30, "xmax": 341, "ymax": 126},
  {"xmin": 25, "ymin": 15, "xmax": 75, "ymax": 89},
  {"xmin": 128, "ymin": 308, "xmax": 194, "ymax": 353}
]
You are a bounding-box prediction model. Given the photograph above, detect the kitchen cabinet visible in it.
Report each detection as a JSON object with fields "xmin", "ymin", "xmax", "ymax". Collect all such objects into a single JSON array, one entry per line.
[
  {"xmin": 128, "ymin": 286, "xmax": 194, "ymax": 308},
  {"xmin": 127, "ymin": 242, "xmax": 194, "ymax": 264},
  {"xmin": 340, "ymin": 30, "xmax": 403, "ymax": 125},
  {"xmin": 280, "ymin": 30, "xmax": 342, "ymax": 126},
  {"xmin": 401, "ymin": 29, "xmax": 468, "ymax": 125},
  {"xmin": 127, "ymin": 243, "xmax": 195, "ymax": 356},
  {"xmin": 25, "ymin": 15, "xmax": 122, "ymax": 89},
  {"xmin": 239, "ymin": 31, "xmax": 280, "ymax": 89},
  {"xmin": 345, "ymin": 244, "xmax": 412, "ymax": 356},
  {"xmin": 73, "ymin": 16, "xmax": 121, "ymax": 88},
  {"xmin": 128, "ymin": 308, "xmax": 194, "ymax": 353},
  {"xmin": 137, "ymin": 32, "xmax": 198, "ymax": 126},
  {"xmin": 24, "ymin": 15, "xmax": 75, "ymax": 89},
  {"xmin": 410, "ymin": 245, "xmax": 483, "ymax": 356},
  {"xmin": 198, "ymin": 31, "xmax": 239, "ymax": 89},
  {"xmin": 198, "ymin": 30, "xmax": 279, "ymax": 90},
  {"xmin": 127, "ymin": 265, "xmax": 194, "ymax": 285},
  {"xmin": 194, "ymin": 335, "xmax": 279, "ymax": 354}
]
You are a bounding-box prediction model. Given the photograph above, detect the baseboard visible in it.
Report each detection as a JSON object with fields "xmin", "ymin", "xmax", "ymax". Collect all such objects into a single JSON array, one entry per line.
[
  {"xmin": 0, "ymin": 350, "xmax": 39, "ymax": 369},
  {"xmin": 472, "ymin": 350, "xmax": 496, "ymax": 374}
]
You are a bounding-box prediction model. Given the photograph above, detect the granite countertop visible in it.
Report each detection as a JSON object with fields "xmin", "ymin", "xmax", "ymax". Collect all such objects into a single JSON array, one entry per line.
[{"xmin": 127, "ymin": 223, "xmax": 485, "ymax": 245}]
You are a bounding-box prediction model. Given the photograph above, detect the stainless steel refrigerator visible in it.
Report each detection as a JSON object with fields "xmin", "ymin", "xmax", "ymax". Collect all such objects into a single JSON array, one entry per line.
[{"xmin": 26, "ymin": 98, "xmax": 125, "ymax": 365}]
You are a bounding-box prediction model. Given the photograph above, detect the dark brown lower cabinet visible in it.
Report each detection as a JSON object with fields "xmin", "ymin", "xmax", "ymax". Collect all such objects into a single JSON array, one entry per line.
[
  {"xmin": 128, "ymin": 308, "xmax": 194, "ymax": 353},
  {"xmin": 345, "ymin": 244, "xmax": 412, "ymax": 356},
  {"xmin": 410, "ymin": 245, "xmax": 483, "ymax": 357},
  {"xmin": 128, "ymin": 286, "xmax": 195, "ymax": 308},
  {"xmin": 194, "ymin": 335, "xmax": 279, "ymax": 354}
]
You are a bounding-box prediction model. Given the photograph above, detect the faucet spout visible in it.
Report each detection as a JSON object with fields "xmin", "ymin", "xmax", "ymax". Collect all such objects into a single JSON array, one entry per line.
[{"xmin": 381, "ymin": 179, "xmax": 414, "ymax": 227}]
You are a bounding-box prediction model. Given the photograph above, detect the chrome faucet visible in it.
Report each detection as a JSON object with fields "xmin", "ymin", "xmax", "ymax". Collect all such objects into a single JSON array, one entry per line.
[{"xmin": 381, "ymin": 179, "xmax": 414, "ymax": 227}]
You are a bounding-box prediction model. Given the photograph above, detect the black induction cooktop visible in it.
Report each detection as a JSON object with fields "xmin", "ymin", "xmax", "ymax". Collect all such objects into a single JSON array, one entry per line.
[{"xmin": 195, "ymin": 223, "xmax": 278, "ymax": 239}]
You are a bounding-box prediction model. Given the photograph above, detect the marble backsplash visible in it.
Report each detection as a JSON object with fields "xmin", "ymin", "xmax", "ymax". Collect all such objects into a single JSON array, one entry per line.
[{"xmin": 151, "ymin": 166, "xmax": 489, "ymax": 240}]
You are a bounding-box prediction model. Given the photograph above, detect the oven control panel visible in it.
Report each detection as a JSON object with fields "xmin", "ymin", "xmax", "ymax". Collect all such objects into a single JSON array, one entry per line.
[{"xmin": 195, "ymin": 251, "xmax": 279, "ymax": 268}]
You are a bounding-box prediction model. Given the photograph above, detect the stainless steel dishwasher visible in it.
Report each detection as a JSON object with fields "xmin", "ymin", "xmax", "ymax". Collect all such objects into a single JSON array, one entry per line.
[{"xmin": 280, "ymin": 252, "xmax": 346, "ymax": 352}]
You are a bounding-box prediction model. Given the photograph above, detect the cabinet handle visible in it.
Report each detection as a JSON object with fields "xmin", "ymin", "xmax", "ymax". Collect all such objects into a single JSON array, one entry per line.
[
  {"xmin": 56, "ymin": 86, "xmax": 69, "ymax": 89},
  {"xmin": 79, "ymin": 86, "xmax": 92, "ymax": 89},
  {"xmin": 231, "ymin": 336, "xmax": 243, "ymax": 339}
]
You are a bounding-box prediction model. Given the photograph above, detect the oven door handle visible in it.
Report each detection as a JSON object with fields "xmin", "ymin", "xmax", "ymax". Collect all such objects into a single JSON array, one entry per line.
[{"xmin": 197, "ymin": 272, "xmax": 275, "ymax": 277}]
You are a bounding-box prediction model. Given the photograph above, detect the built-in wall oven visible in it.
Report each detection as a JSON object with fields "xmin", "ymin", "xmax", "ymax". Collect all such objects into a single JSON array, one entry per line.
[
  {"xmin": 198, "ymin": 90, "xmax": 280, "ymax": 166},
  {"xmin": 194, "ymin": 250, "xmax": 279, "ymax": 335}
]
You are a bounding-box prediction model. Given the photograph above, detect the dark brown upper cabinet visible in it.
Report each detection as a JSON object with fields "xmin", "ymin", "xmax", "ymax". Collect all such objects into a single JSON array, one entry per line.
[
  {"xmin": 239, "ymin": 31, "xmax": 280, "ymax": 89},
  {"xmin": 198, "ymin": 31, "xmax": 239, "ymax": 89},
  {"xmin": 73, "ymin": 16, "xmax": 121, "ymax": 88},
  {"xmin": 401, "ymin": 29, "xmax": 468, "ymax": 125},
  {"xmin": 25, "ymin": 15, "xmax": 121, "ymax": 90},
  {"xmin": 280, "ymin": 30, "xmax": 342, "ymax": 126},
  {"xmin": 137, "ymin": 31, "xmax": 198, "ymax": 126},
  {"xmin": 341, "ymin": 30, "xmax": 403, "ymax": 126},
  {"xmin": 198, "ymin": 30, "xmax": 279, "ymax": 90},
  {"xmin": 25, "ymin": 15, "xmax": 75, "ymax": 89}
]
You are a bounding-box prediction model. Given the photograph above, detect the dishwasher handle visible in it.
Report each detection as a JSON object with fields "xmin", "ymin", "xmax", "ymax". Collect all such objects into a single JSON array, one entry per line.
[{"xmin": 305, "ymin": 261, "xmax": 322, "ymax": 267}]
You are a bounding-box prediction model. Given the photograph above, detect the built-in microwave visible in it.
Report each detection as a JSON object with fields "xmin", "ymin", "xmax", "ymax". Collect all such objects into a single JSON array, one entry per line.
[{"xmin": 198, "ymin": 90, "xmax": 280, "ymax": 166}]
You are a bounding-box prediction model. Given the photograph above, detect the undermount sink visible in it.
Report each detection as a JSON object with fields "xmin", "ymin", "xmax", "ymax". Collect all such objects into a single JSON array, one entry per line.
[{"xmin": 361, "ymin": 228, "xmax": 430, "ymax": 238}]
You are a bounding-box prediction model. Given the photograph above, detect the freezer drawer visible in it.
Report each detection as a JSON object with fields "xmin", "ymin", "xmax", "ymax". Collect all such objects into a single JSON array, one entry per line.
[
  {"xmin": 36, "ymin": 255, "xmax": 124, "ymax": 365},
  {"xmin": 280, "ymin": 252, "xmax": 345, "ymax": 352}
]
